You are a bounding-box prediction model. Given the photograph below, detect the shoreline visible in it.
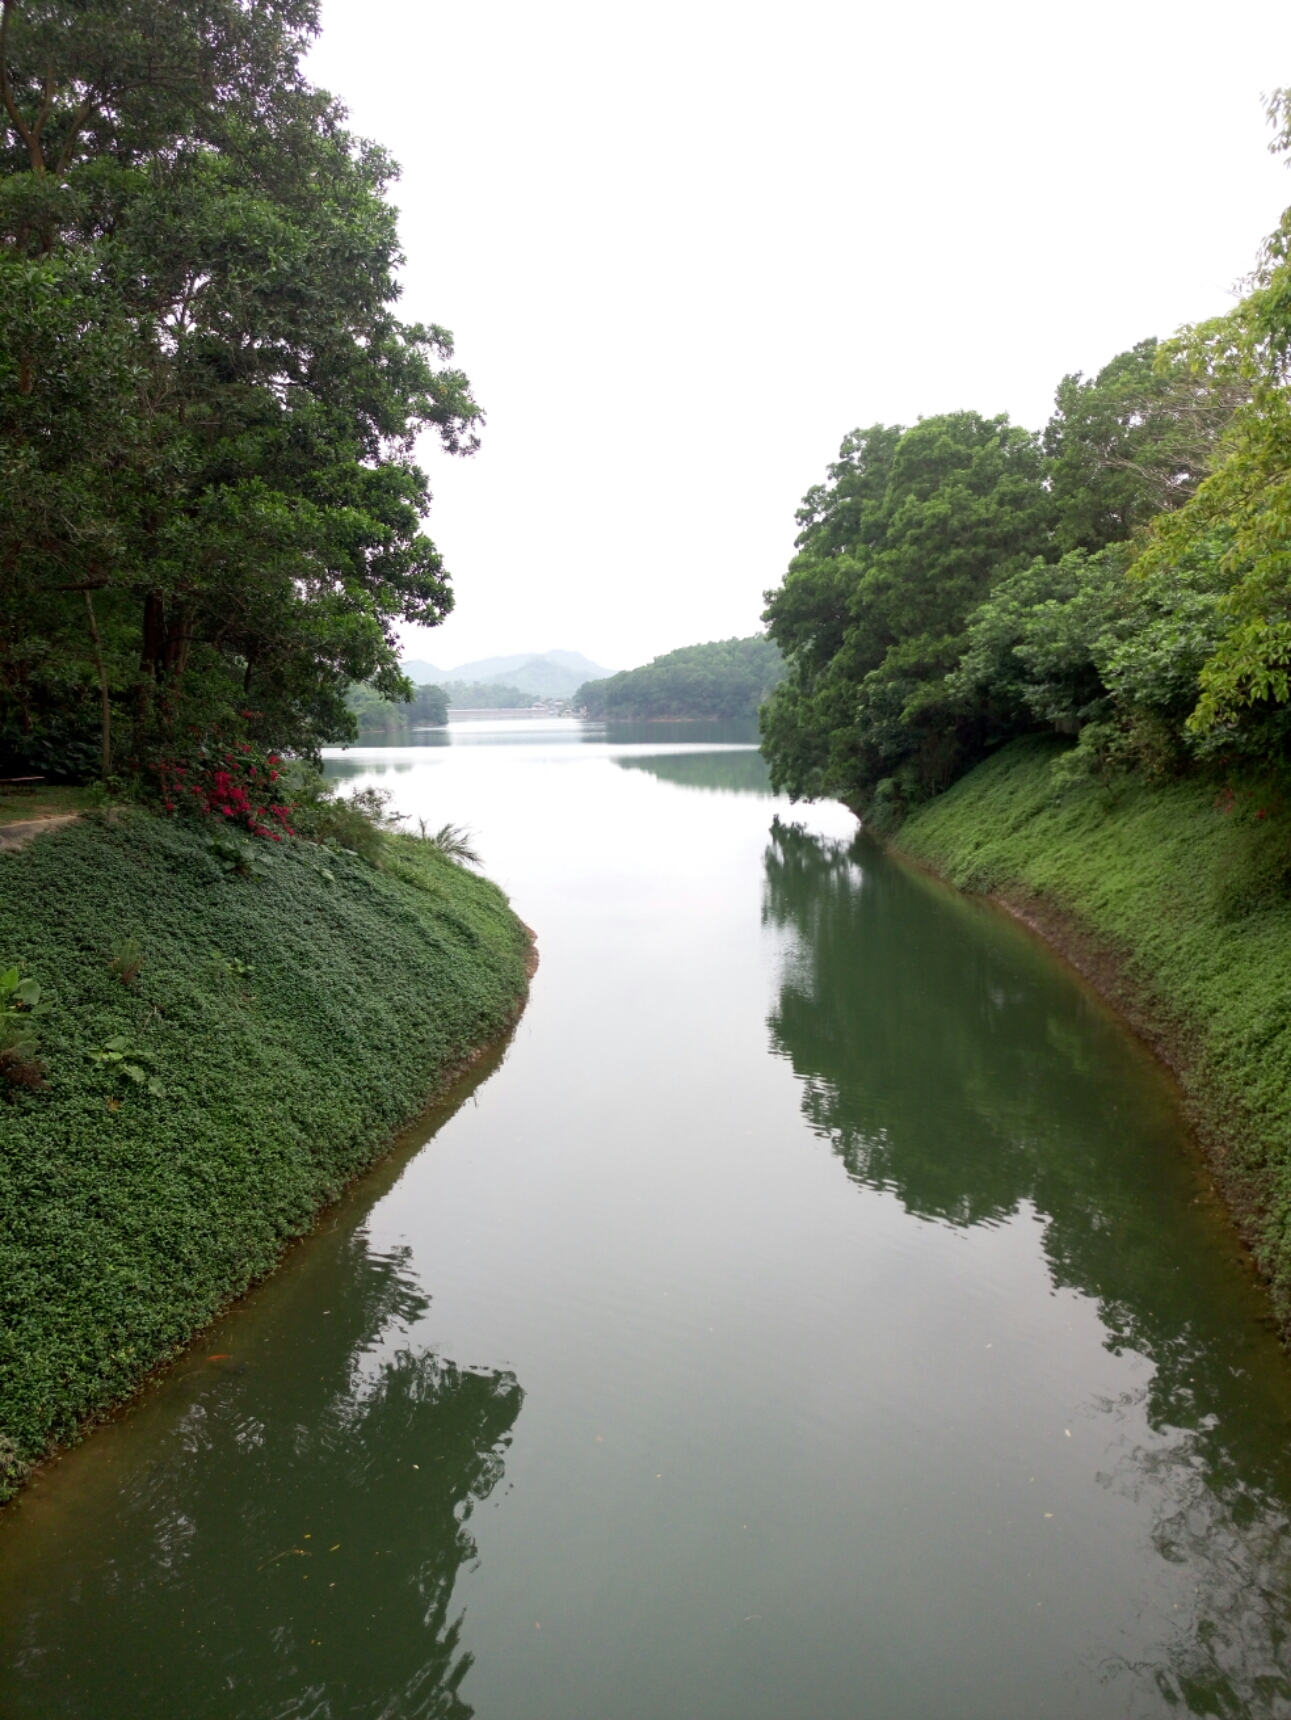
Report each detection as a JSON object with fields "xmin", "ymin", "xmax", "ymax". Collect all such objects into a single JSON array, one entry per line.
[
  {"xmin": 883, "ymin": 735, "xmax": 1291, "ymax": 1337},
  {"xmin": 891, "ymin": 842, "xmax": 1249, "ymax": 1219},
  {"xmin": 2, "ymin": 948, "xmax": 537, "ymax": 1507},
  {"xmin": 0, "ymin": 815, "xmax": 536, "ymax": 1501}
]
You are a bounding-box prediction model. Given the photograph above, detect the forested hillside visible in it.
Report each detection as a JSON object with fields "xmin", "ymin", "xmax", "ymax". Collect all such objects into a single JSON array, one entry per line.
[
  {"xmin": 759, "ymin": 91, "xmax": 1291, "ymax": 824},
  {"xmin": 578, "ymin": 636, "xmax": 784, "ymax": 720},
  {"xmin": 447, "ymin": 682, "xmax": 545, "ymax": 709}
]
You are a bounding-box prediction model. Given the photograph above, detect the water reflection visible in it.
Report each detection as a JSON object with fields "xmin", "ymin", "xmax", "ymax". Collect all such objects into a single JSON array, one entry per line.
[
  {"xmin": 0, "ymin": 1218, "xmax": 521, "ymax": 1720},
  {"xmin": 328, "ymin": 718, "xmax": 761, "ymax": 753},
  {"xmin": 615, "ymin": 749, "xmax": 772, "ymax": 795},
  {"xmin": 326, "ymin": 754, "xmax": 419, "ymax": 780},
  {"xmin": 597, "ymin": 719, "xmax": 761, "ymax": 747},
  {"xmin": 347, "ymin": 727, "xmax": 453, "ymax": 749},
  {"xmin": 762, "ymin": 820, "xmax": 1291, "ymax": 1714}
]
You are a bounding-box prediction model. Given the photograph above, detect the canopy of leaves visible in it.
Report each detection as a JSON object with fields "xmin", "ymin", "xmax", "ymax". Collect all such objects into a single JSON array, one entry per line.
[
  {"xmin": 761, "ymin": 412, "xmax": 1054, "ymax": 810},
  {"xmin": 1128, "ymin": 92, "xmax": 1291, "ymax": 748},
  {"xmin": 1045, "ymin": 338, "xmax": 1247, "ymax": 554},
  {"xmin": 0, "ymin": 0, "xmax": 478, "ymax": 779},
  {"xmin": 761, "ymin": 144, "xmax": 1285, "ymax": 821}
]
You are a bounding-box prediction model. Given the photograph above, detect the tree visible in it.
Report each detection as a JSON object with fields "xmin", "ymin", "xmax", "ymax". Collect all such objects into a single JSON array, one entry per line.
[
  {"xmin": 0, "ymin": 0, "xmax": 480, "ymax": 778},
  {"xmin": 761, "ymin": 412, "xmax": 1053, "ymax": 812},
  {"xmin": 1130, "ymin": 90, "xmax": 1291, "ymax": 755},
  {"xmin": 1045, "ymin": 339, "xmax": 1247, "ymax": 555}
]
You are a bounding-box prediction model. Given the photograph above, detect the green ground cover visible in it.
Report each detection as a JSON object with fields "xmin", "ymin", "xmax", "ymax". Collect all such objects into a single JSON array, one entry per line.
[
  {"xmin": 0, "ymin": 814, "xmax": 530, "ymax": 1495},
  {"xmin": 895, "ymin": 735, "xmax": 1291, "ymax": 1325}
]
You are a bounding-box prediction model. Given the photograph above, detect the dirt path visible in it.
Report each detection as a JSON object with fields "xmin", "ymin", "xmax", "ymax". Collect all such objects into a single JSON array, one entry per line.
[{"xmin": 0, "ymin": 814, "xmax": 81, "ymax": 852}]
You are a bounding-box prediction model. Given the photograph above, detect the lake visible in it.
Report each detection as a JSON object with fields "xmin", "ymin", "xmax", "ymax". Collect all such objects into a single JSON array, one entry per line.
[{"xmin": 3, "ymin": 719, "xmax": 1291, "ymax": 1718}]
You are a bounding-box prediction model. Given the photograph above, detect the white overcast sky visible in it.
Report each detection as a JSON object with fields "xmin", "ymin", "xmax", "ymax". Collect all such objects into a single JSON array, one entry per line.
[{"xmin": 306, "ymin": 0, "xmax": 1291, "ymax": 673}]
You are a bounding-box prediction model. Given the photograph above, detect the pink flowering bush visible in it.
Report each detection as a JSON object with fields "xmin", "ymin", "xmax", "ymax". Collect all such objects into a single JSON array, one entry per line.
[{"xmin": 147, "ymin": 730, "xmax": 296, "ymax": 841}]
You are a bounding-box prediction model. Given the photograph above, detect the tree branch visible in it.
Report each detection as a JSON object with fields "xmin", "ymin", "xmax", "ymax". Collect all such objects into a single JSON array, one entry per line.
[
  {"xmin": 0, "ymin": 0, "xmax": 45, "ymax": 176},
  {"xmin": 28, "ymin": 57, "xmax": 51, "ymax": 146},
  {"xmin": 53, "ymin": 89, "xmax": 98, "ymax": 176}
]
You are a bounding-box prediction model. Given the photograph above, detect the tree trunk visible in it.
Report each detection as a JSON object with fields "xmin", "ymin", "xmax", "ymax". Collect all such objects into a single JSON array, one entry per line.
[
  {"xmin": 83, "ymin": 590, "xmax": 111, "ymax": 777},
  {"xmin": 132, "ymin": 591, "xmax": 165, "ymax": 763}
]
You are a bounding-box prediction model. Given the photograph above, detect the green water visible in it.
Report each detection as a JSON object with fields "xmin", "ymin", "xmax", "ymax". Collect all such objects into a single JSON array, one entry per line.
[{"xmin": 3, "ymin": 723, "xmax": 1291, "ymax": 1718}]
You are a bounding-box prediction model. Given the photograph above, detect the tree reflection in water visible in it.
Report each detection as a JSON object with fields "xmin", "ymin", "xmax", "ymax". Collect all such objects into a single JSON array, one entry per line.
[
  {"xmin": 0, "ymin": 1228, "xmax": 522, "ymax": 1720},
  {"xmin": 615, "ymin": 749, "xmax": 773, "ymax": 796},
  {"xmin": 762, "ymin": 819, "xmax": 1291, "ymax": 1716}
]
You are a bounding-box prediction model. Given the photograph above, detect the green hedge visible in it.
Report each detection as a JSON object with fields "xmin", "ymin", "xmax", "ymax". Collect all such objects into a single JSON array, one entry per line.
[
  {"xmin": 895, "ymin": 736, "xmax": 1291, "ymax": 1325},
  {"xmin": 0, "ymin": 814, "xmax": 529, "ymax": 1494}
]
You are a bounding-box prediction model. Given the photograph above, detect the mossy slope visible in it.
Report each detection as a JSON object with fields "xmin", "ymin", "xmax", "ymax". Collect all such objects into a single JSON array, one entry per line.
[
  {"xmin": 895, "ymin": 735, "xmax": 1291, "ymax": 1326},
  {"xmin": 0, "ymin": 814, "xmax": 530, "ymax": 1492}
]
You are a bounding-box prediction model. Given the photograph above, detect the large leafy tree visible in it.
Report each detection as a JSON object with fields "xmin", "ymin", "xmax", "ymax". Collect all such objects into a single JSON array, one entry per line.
[
  {"xmin": 1132, "ymin": 90, "xmax": 1291, "ymax": 753},
  {"xmin": 1045, "ymin": 338, "xmax": 1247, "ymax": 556},
  {"xmin": 0, "ymin": 0, "xmax": 479, "ymax": 775},
  {"xmin": 761, "ymin": 412, "xmax": 1053, "ymax": 811}
]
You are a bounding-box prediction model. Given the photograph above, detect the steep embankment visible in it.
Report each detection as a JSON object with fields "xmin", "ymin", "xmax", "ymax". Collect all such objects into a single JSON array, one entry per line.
[
  {"xmin": 0, "ymin": 813, "xmax": 532, "ymax": 1496},
  {"xmin": 895, "ymin": 735, "xmax": 1291, "ymax": 1327}
]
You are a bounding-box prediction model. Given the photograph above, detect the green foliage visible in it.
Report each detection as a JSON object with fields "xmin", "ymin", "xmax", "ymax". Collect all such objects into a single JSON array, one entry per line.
[
  {"xmin": 86, "ymin": 1034, "xmax": 165, "ymax": 1099},
  {"xmin": 0, "ymin": 964, "xmax": 41, "ymax": 1025},
  {"xmin": 0, "ymin": 811, "xmax": 530, "ymax": 1490},
  {"xmin": 1044, "ymin": 339, "xmax": 1246, "ymax": 554},
  {"xmin": 206, "ymin": 829, "xmax": 274, "ymax": 878},
  {"xmin": 0, "ymin": 0, "xmax": 475, "ymax": 782},
  {"xmin": 948, "ymin": 542, "xmax": 1232, "ymax": 780},
  {"xmin": 1131, "ymin": 238, "xmax": 1291, "ymax": 748},
  {"xmin": 272, "ymin": 768, "xmax": 396, "ymax": 866},
  {"xmin": 577, "ymin": 636, "xmax": 784, "ymax": 720},
  {"xmin": 109, "ymin": 934, "xmax": 143, "ymax": 985},
  {"xmin": 347, "ymin": 682, "xmax": 449, "ymax": 734},
  {"xmin": 896, "ymin": 736, "xmax": 1291, "ymax": 1327},
  {"xmin": 761, "ymin": 413, "xmax": 1054, "ymax": 810},
  {"xmin": 0, "ymin": 962, "xmax": 47, "ymax": 1089},
  {"xmin": 759, "ymin": 177, "xmax": 1285, "ymax": 818},
  {"xmin": 416, "ymin": 821, "xmax": 482, "ymax": 866}
]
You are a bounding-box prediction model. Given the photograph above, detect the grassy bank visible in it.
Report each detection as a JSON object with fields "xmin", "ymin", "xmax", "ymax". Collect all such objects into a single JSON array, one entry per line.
[
  {"xmin": 0, "ymin": 813, "xmax": 531, "ymax": 1496},
  {"xmin": 894, "ymin": 735, "xmax": 1291, "ymax": 1327}
]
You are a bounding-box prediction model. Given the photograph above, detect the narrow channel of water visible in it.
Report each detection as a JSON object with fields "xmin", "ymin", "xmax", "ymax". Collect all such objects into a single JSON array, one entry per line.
[{"xmin": 3, "ymin": 720, "xmax": 1291, "ymax": 1718}]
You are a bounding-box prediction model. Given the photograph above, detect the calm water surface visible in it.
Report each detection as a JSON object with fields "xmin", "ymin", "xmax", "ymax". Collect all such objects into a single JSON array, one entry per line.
[{"xmin": 3, "ymin": 719, "xmax": 1291, "ymax": 1718}]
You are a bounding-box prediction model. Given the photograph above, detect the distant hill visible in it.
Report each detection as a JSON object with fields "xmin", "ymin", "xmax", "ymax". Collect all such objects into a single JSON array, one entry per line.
[
  {"xmin": 577, "ymin": 636, "xmax": 785, "ymax": 720},
  {"xmin": 446, "ymin": 682, "xmax": 542, "ymax": 710},
  {"xmin": 398, "ymin": 650, "xmax": 614, "ymax": 701},
  {"xmin": 398, "ymin": 659, "xmax": 447, "ymax": 686}
]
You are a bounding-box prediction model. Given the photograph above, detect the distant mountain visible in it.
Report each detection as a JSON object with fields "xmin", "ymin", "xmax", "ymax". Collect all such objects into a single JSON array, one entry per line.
[
  {"xmin": 398, "ymin": 659, "xmax": 447, "ymax": 686},
  {"xmin": 444, "ymin": 651, "xmax": 614, "ymax": 694},
  {"xmin": 398, "ymin": 650, "xmax": 615, "ymax": 701},
  {"xmin": 489, "ymin": 657, "xmax": 609, "ymax": 699}
]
